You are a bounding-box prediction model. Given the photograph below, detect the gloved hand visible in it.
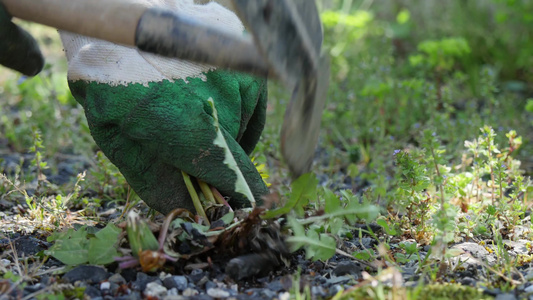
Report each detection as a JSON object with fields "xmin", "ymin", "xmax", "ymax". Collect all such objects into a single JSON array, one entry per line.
[
  {"xmin": 0, "ymin": 1, "xmax": 44, "ymax": 76},
  {"xmin": 60, "ymin": 0, "xmax": 269, "ymax": 215}
]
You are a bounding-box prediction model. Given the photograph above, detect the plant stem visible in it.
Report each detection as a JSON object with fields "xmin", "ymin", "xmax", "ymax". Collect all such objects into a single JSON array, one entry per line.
[
  {"xmin": 488, "ymin": 142, "xmax": 496, "ymax": 206},
  {"xmin": 197, "ymin": 179, "xmax": 216, "ymax": 205},
  {"xmin": 182, "ymin": 171, "xmax": 210, "ymax": 226},
  {"xmin": 211, "ymin": 186, "xmax": 231, "ymax": 207},
  {"xmin": 296, "ymin": 207, "xmax": 377, "ymax": 225},
  {"xmin": 429, "ymin": 147, "xmax": 445, "ymax": 206}
]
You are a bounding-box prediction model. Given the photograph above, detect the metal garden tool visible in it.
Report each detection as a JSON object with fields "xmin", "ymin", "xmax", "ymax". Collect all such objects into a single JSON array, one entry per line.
[{"xmin": 2, "ymin": 0, "xmax": 329, "ymax": 177}]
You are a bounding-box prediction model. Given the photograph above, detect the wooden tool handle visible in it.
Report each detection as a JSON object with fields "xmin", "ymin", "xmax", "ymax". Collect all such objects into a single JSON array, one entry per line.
[
  {"xmin": 2, "ymin": 0, "xmax": 270, "ymax": 76},
  {"xmin": 2, "ymin": 0, "xmax": 146, "ymax": 46}
]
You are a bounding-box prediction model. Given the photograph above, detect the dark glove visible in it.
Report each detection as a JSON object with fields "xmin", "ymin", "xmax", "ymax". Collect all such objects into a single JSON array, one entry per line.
[{"xmin": 0, "ymin": 2, "xmax": 44, "ymax": 76}]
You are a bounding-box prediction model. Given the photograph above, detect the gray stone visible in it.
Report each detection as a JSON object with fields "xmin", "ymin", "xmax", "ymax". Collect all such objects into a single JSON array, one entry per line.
[
  {"xmin": 266, "ymin": 280, "xmax": 284, "ymax": 292},
  {"xmin": 162, "ymin": 296, "xmax": 189, "ymax": 300},
  {"xmin": 0, "ymin": 259, "xmax": 10, "ymax": 267},
  {"xmin": 63, "ymin": 265, "xmax": 109, "ymax": 284},
  {"xmin": 360, "ymin": 237, "xmax": 375, "ymax": 248},
  {"xmin": 83, "ymin": 285, "xmax": 102, "ymax": 298},
  {"xmin": 332, "ymin": 261, "xmax": 361, "ymax": 277},
  {"xmin": 243, "ymin": 288, "xmax": 262, "ymax": 299},
  {"xmin": 503, "ymin": 240, "xmax": 529, "ymax": 255},
  {"xmin": 450, "ymin": 242, "xmax": 496, "ymax": 267},
  {"xmin": 401, "ymin": 266, "xmax": 417, "ymax": 277},
  {"xmin": 460, "ymin": 276, "xmax": 476, "ymax": 286},
  {"xmin": 182, "ymin": 287, "xmax": 199, "ymax": 297},
  {"xmin": 526, "ymin": 270, "xmax": 533, "ymax": 281},
  {"xmin": 328, "ymin": 285, "xmax": 344, "ymax": 297},
  {"xmin": 510, "ymin": 226, "xmax": 530, "ymax": 240},
  {"xmin": 108, "ymin": 273, "xmax": 126, "ymax": 285},
  {"xmin": 524, "ymin": 284, "xmax": 533, "ymax": 293},
  {"xmin": 189, "ymin": 269, "xmax": 206, "ymax": 283},
  {"xmin": 311, "ymin": 286, "xmax": 326, "ymax": 298},
  {"xmin": 189, "ymin": 295, "xmax": 214, "ymax": 300},
  {"xmin": 166, "ymin": 287, "xmax": 179, "ymax": 296},
  {"xmin": 452, "ymin": 242, "xmax": 489, "ymax": 257},
  {"xmin": 325, "ymin": 276, "xmax": 352, "ymax": 286},
  {"xmin": 205, "ymin": 280, "xmax": 217, "ymax": 290},
  {"xmin": 116, "ymin": 291, "xmax": 142, "ymax": 300},
  {"xmin": 163, "ymin": 276, "xmax": 188, "ymax": 291},
  {"xmin": 495, "ymin": 293, "xmax": 517, "ymax": 300},
  {"xmin": 109, "ymin": 282, "xmax": 121, "ymax": 295},
  {"xmin": 14, "ymin": 236, "xmax": 49, "ymax": 256},
  {"xmin": 259, "ymin": 289, "xmax": 277, "ymax": 299},
  {"xmin": 132, "ymin": 273, "xmax": 161, "ymax": 291},
  {"xmin": 23, "ymin": 283, "xmax": 45, "ymax": 294},
  {"xmin": 404, "ymin": 281, "xmax": 418, "ymax": 288}
]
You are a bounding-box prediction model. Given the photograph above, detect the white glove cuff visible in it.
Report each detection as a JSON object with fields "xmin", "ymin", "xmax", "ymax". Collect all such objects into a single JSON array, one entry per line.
[{"xmin": 60, "ymin": 0, "xmax": 244, "ymax": 86}]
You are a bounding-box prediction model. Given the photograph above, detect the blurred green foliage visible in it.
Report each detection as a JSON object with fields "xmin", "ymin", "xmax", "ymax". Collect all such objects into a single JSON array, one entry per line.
[{"xmin": 0, "ymin": 1, "xmax": 532, "ymax": 295}]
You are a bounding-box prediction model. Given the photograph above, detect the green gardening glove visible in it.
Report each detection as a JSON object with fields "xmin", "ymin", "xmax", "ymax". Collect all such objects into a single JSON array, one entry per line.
[
  {"xmin": 60, "ymin": 0, "xmax": 269, "ymax": 215},
  {"xmin": 0, "ymin": 2, "xmax": 44, "ymax": 76}
]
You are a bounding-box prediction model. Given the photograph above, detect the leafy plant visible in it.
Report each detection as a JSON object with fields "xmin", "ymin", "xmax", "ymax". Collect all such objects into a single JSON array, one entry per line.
[
  {"xmin": 277, "ymin": 173, "xmax": 379, "ymax": 261},
  {"xmin": 286, "ymin": 216, "xmax": 337, "ymax": 261},
  {"xmin": 409, "ymin": 38, "xmax": 471, "ymax": 73},
  {"xmin": 262, "ymin": 173, "xmax": 318, "ymax": 219},
  {"xmin": 45, "ymin": 223, "xmax": 121, "ymax": 265}
]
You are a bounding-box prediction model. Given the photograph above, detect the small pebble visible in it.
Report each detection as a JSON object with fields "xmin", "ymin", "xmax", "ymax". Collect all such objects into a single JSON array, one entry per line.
[
  {"xmin": 279, "ymin": 292, "xmax": 290, "ymax": 300},
  {"xmin": 260, "ymin": 289, "xmax": 277, "ymax": 299},
  {"xmin": 185, "ymin": 262, "xmax": 209, "ymax": 270},
  {"xmin": 108, "ymin": 273, "xmax": 126, "ymax": 285},
  {"xmin": 189, "ymin": 269, "xmax": 205, "ymax": 283},
  {"xmin": 167, "ymin": 287, "xmax": 178, "ymax": 296},
  {"xmin": 182, "ymin": 287, "xmax": 199, "ymax": 297},
  {"xmin": 108, "ymin": 282, "xmax": 121, "ymax": 295},
  {"xmin": 132, "ymin": 272, "xmax": 161, "ymax": 291},
  {"xmin": 163, "ymin": 276, "xmax": 188, "ymax": 291},
  {"xmin": 524, "ymin": 285, "xmax": 533, "ymax": 293},
  {"xmin": 266, "ymin": 280, "xmax": 284, "ymax": 292},
  {"xmin": 325, "ymin": 276, "xmax": 352, "ymax": 286},
  {"xmin": 311, "ymin": 286, "xmax": 327, "ymax": 298},
  {"xmin": 63, "ymin": 265, "xmax": 109, "ymax": 284},
  {"xmin": 117, "ymin": 291, "xmax": 142, "ymax": 300},
  {"xmin": 100, "ymin": 281, "xmax": 111, "ymax": 290},
  {"xmin": 332, "ymin": 261, "xmax": 361, "ymax": 277},
  {"xmin": 329, "ymin": 284, "xmax": 343, "ymax": 297},
  {"xmin": 83, "ymin": 285, "xmax": 102, "ymax": 298},
  {"xmin": 205, "ymin": 280, "xmax": 217, "ymax": 290},
  {"xmin": 23, "ymin": 283, "xmax": 44, "ymax": 293},
  {"xmin": 144, "ymin": 282, "xmax": 167, "ymax": 298},
  {"xmin": 484, "ymin": 288, "xmax": 502, "ymax": 297},
  {"xmin": 460, "ymin": 276, "xmax": 476, "ymax": 286},
  {"xmin": 359, "ymin": 237, "xmax": 375, "ymax": 248},
  {"xmin": 495, "ymin": 293, "xmax": 517, "ymax": 300},
  {"xmin": 196, "ymin": 276, "xmax": 209, "ymax": 287},
  {"xmin": 207, "ymin": 287, "xmax": 230, "ymax": 298}
]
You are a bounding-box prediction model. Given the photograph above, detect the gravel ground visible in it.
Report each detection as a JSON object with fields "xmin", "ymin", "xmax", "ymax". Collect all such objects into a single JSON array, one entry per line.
[
  {"xmin": 2, "ymin": 151, "xmax": 533, "ymax": 300},
  {"xmin": 3, "ymin": 226, "xmax": 533, "ymax": 300}
]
